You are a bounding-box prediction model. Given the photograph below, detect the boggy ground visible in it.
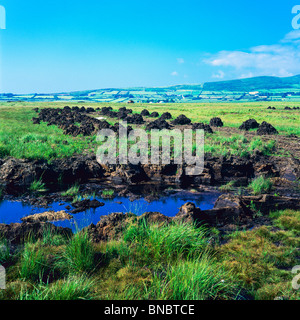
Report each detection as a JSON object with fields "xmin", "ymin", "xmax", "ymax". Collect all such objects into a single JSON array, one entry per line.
[
  {"xmin": 0, "ymin": 207, "xmax": 299, "ymax": 300},
  {"xmin": 0, "ymin": 103, "xmax": 299, "ymax": 195},
  {"xmin": 0, "ymin": 101, "xmax": 299, "ymax": 300}
]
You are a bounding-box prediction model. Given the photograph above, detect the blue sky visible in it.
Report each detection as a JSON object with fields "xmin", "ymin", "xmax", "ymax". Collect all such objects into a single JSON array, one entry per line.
[{"xmin": 0, "ymin": 0, "xmax": 300, "ymax": 93}]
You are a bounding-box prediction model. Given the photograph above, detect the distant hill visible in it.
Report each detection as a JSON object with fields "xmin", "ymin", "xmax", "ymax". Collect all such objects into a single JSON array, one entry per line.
[
  {"xmin": 2, "ymin": 74, "xmax": 300, "ymax": 103},
  {"xmin": 64, "ymin": 84, "xmax": 205, "ymax": 95},
  {"xmin": 67, "ymin": 75, "xmax": 300, "ymax": 95},
  {"xmin": 203, "ymin": 75, "xmax": 300, "ymax": 92}
]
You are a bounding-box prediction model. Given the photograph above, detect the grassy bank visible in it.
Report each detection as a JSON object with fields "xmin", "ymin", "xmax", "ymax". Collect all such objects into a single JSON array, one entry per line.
[{"xmin": 0, "ymin": 208, "xmax": 299, "ymax": 300}]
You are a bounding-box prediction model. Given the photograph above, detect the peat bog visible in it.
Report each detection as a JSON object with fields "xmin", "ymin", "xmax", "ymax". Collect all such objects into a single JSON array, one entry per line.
[{"xmin": 0, "ymin": 101, "xmax": 299, "ymax": 300}]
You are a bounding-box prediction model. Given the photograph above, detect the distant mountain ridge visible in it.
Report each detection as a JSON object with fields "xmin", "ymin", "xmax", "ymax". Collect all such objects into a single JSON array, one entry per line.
[
  {"xmin": 54, "ymin": 74, "xmax": 300, "ymax": 95},
  {"xmin": 203, "ymin": 74, "xmax": 300, "ymax": 92}
]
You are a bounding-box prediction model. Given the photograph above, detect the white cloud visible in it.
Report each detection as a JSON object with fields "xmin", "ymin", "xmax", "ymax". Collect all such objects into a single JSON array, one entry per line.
[
  {"xmin": 177, "ymin": 58, "xmax": 185, "ymax": 64},
  {"xmin": 203, "ymin": 32, "xmax": 300, "ymax": 78},
  {"xmin": 281, "ymin": 30, "xmax": 300, "ymax": 43},
  {"xmin": 171, "ymin": 71, "xmax": 178, "ymax": 76},
  {"xmin": 212, "ymin": 70, "xmax": 225, "ymax": 79}
]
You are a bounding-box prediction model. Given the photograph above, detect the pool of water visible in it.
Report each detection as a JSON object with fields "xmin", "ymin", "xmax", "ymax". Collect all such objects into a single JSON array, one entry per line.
[{"xmin": 0, "ymin": 192, "xmax": 220, "ymax": 232}]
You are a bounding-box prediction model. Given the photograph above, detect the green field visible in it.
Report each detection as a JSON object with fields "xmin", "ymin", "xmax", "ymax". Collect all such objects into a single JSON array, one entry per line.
[{"xmin": 0, "ymin": 101, "xmax": 299, "ymax": 161}]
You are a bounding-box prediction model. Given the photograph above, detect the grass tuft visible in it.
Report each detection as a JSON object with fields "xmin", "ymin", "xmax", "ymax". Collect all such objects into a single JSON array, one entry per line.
[
  {"xmin": 56, "ymin": 231, "xmax": 96, "ymax": 274},
  {"xmin": 101, "ymin": 189, "xmax": 114, "ymax": 198},
  {"xmin": 19, "ymin": 243, "xmax": 48, "ymax": 282},
  {"xmin": 123, "ymin": 220, "xmax": 209, "ymax": 261},
  {"xmin": 61, "ymin": 184, "xmax": 80, "ymax": 197},
  {"xmin": 219, "ymin": 180, "xmax": 236, "ymax": 192},
  {"xmin": 19, "ymin": 275, "xmax": 95, "ymax": 300},
  {"xmin": 29, "ymin": 178, "xmax": 47, "ymax": 193},
  {"xmin": 248, "ymin": 176, "xmax": 273, "ymax": 195}
]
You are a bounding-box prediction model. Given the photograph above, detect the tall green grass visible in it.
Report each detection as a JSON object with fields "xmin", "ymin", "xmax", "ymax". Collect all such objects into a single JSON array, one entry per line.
[
  {"xmin": 104, "ymin": 221, "xmax": 238, "ymax": 300},
  {"xmin": 19, "ymin": 275, "xmax": 94, "ymax": 300},
  {"xmin": 151, "ymin": 256, "xmax": 238, "ymax": 300},
  {"xmin": 19, "ymin": 243, "xmax": 48, "ymax": 282},
  {"xmin": 56, "ymin": 230, "xmax": 96, "ymax": 274},
  {"xmin": 1, "ymin": 208, "xmax": 299, "ymax": 300},
  {"xmin": 249, "ymin": 176, "xmax": 273, "ymax": 195},
  {"xmin": 107, "ymin": 252, "xmax": 239, "ymax": 300},
  {"xmin": 41, "ymin": 226, "xmax": 68, "ymax": 247},
  {"xmin": 123, "ymin": 220, "xmax": 209, "ymax": 261}
]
